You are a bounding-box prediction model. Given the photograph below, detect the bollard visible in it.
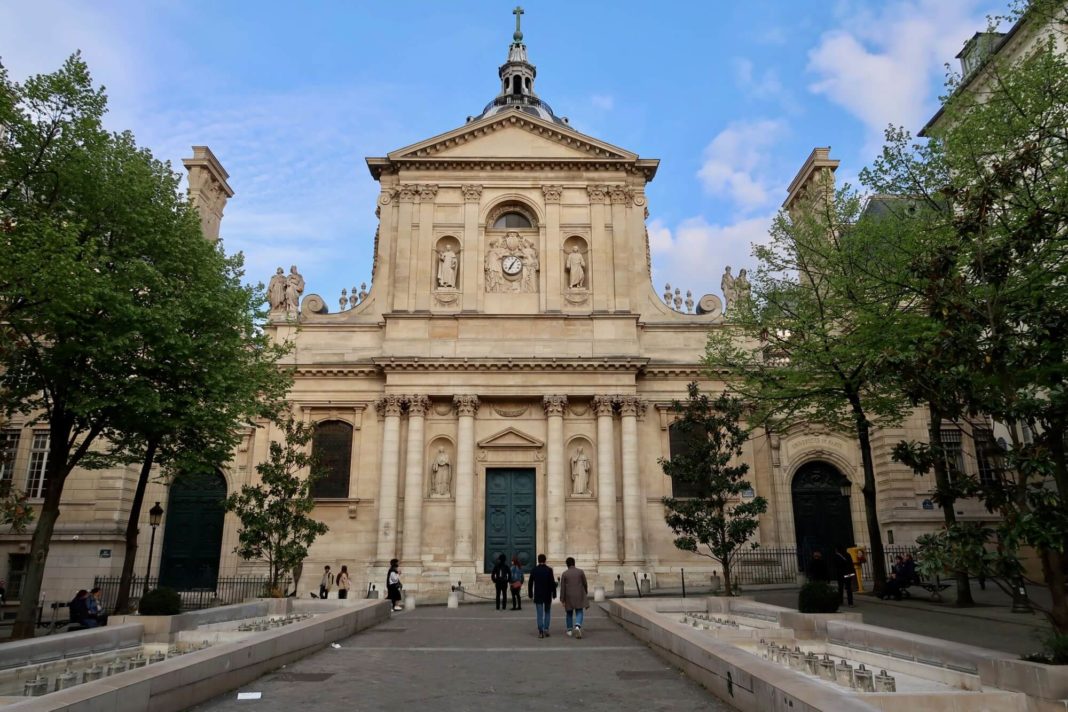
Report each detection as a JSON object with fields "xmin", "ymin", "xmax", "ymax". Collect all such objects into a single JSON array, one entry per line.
[
  {"xmin": 405, "ymin": 594, "xmax": 417, "ymax": 610},
  {"xmin": 640, "ymin": 573, "xmax": 651, "ymax": 595},
  {"xmin": 854, "ymin": 664, "xmax": 875, "ymax": 692},
  {"xmin": 454, "ymin": 581, "xmax": 466, "ymax": 602},
  {"xmin": 835, "ymin": 659, "xmax": 855, "ymax": 688},
  {"xmin": 593, "ymin": 585, "xmax": 606, "ymax": 602},
  {"xmin": 24, "ymin": 676, "xmax": 48, "ymax": 697},
  {"xmin": 613, "ymin": 576, "xmax": 625, "ymax": 596},
  {"xmin": 710, "ymin": 572, "xmax": 722, "ymax": 594}
]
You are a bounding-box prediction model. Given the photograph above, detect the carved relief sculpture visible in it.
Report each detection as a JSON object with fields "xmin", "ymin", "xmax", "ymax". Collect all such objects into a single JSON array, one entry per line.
[
  {"xmin": 485, "ymin": 230, "xmax": 539, "ymax": 293},
  {"xmin": 437, "ymin": 244, "xmax": 459, "ymax": 289},
  {"xmin": 430, "ymin": 446, "xmax": 452, "ymax": 497},
  {"xmin": 570, "ymin": 446, "xmax": 592, "ymax": 496},
  {"xmin": 268, "ymin": 267, "xmax": 286, "ymax": 312},
  {"xmin": 565, "ymin": 246, "xmax": 586, "ymax": 289},
  {"xmin": 285, "ymin": 265, "xmax": 305, "ymax": 314}
]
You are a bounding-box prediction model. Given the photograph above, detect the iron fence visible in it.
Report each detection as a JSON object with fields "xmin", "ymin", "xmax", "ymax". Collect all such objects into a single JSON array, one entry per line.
[
  {"xmin": 91, "ymin": 576, "xmax": 288, "ymax": 612},
  {"xmin": 731, "ymin": 544, "xmax": 917, "ymax": 585}
]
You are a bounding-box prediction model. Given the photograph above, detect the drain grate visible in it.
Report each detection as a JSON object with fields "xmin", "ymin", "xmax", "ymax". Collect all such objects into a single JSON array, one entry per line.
[
  {"xmin": 616, "ymin": 670, "xmax": 679, "ymax": 681},
  {"xmin": 272, "ymin": 673, "xmax": 335, "ymax": 682}
]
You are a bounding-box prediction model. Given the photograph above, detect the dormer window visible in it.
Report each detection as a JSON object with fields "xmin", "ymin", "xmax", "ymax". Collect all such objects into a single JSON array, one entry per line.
[{"xmin": 493, "ymin": 212, "xmax": 533, "ymax": 229}]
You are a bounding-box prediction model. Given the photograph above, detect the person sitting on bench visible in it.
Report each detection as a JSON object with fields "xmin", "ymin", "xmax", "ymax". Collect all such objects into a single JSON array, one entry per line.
[
  {"xmin": 880, "ymin": 555, "xmax": 907, "ymax": 600},
  {"xmin": 69, "ymin": 590, "xmax": 98, "ymax": 628}
]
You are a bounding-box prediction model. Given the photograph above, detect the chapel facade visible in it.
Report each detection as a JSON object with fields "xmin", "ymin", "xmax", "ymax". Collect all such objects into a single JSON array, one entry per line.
[{"xmin": 0, "ymin": 13, "xmax": 998, "ymax": 602}]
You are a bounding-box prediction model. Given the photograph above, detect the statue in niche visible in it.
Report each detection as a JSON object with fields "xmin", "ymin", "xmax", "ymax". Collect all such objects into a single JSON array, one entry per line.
[
  {"xmin": 437, "ymin": 244, "xmax": 458, "ymax": 289},
  {"xmin": 430, "ymin": 447, "xmax": 452, "ymax": 497},
  {"xmin": 570, "ymin": 446, "xmax": 592, "ymax": 496},
  {"xmin": 268, "ymin": 267, "xmax": 287, "ymax": 311},
  {"xmin": 565, "ymin": 246, "xmax": 586, "ymax": 289},
  {"xmin": 734, "ymin": 268, "xmax": 751, "ymax": 307},
  {"xmin": 720, "ymin": 266, "xmax": 736, "ymax": 312},
  {"xmin": 284, "ymin": 265, "xmax": 304, "ymax": 314}
]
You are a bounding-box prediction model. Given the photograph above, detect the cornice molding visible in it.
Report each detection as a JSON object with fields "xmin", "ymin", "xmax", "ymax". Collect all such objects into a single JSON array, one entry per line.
[
  {"xmin": 372, "ymin": 357, "xmax": 648, "ymax": 373},
  {"xmin": 370, "ymin": 158, "xmax": 653, "ymax": 180}
]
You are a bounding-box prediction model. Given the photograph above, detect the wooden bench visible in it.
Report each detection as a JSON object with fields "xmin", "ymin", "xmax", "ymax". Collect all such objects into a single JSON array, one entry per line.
[
  {"xmin": 902, "ymin": 577, "xmax": 952, "ymax": 602},
  {"xmin": 36, "ymin": 602, "xmax": 88, "ymax": 634}
]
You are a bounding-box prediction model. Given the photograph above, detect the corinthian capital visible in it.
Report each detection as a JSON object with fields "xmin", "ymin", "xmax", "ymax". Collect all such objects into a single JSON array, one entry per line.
[
  {"xmin": 407, "ymin": 394, "xmax": 431, "ymax": 417},
  {"xmin": 375, "ymin": 394, "xmax": 405, "ymax": 417},
  {"xmin": 608, "ymin": 185, "xmax": 630, "ymax": 204},
  {"xmin": 618, "ymin": 396, "xmax": 647, "ymax": 418},
  {"xmin": 417, "ymin": 184, "xmax": 439, "ymax": 202},
  {"xmin": 592, "ymin": 395, "xmax": 617, "ymax": 417},
  {"xmin": 586, "ymin": 184, "xmax": 608, "ymax": 203},
  {"xmin": 541, "ymin": 184, "xmax": 563, "ymax": 203},
  {"xmin": 542, "ymin": 395, "xmax": 569, "ymax": 417},
  {"xmin": 398, "ymin": 184, "xmax": 418, "ymax": 202},
  {"xmin": 461, "ymin": 184, "xmax": 483, "ymax": 202},
  {"xmin": 453, "ymin": 394, "xmax": 480, "ymax": 417}
]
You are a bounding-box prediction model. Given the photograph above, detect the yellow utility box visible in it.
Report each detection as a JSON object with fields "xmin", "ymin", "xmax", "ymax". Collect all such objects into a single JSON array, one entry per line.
[{"xmin": 847, "ymin": 546, "xmax": 867, "ymax": 593}]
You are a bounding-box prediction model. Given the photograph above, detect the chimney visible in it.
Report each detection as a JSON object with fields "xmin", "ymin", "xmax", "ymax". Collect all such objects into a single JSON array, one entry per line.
[{"xmin": 182, "ymin": 146, "xmax": 234, "ymax": 243}]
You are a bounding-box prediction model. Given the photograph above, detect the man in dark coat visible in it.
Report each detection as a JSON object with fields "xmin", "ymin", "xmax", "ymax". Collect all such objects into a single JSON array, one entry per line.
[
  {"xmin": 807, "ymin": 550, "xmax": 830, "ymax": 582},
  {"xmin": 69, "ymin": 590, "xmax": 98, "ymax": 628},
  {"xmin": 527, "ymin": 553, "xmax": 556, "ymax": 638},
  {"xmin": 491, "ymin": 554, "xmax": 511, "ymax": 611}
]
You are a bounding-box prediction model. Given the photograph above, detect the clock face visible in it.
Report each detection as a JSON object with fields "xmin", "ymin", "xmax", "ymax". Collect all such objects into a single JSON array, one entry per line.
[{"xmin": 502, "ymin": 255, "xmax": 523, "ymax": 276}]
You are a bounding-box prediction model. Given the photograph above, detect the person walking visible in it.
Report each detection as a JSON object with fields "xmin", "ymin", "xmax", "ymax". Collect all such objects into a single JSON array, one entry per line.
[
  {"xmin": 833, "ymin": 547, "xmax": 856, "ymax": 607},
  {"xmin": 387, "ymin": 559, "xmax": 403, "ymax": 611},
  {"xmin": 527, "ymin": 553, "xmax": 556, "ymax": 638},
  {"xmin": 509, "ymin": 556, "xmax": 525, "ymax": 611},
  {"xmin": 491, "ymin": 554, "xmax": 511, "ymax": 611},
  {"xmin": 319, "ymin": 565, "xmax": 334, "ymax": 599},
  {"xmin": 336, "ymin": 565, "xmax": 351, "ymax": 600},
  {"xmin": 559, "ymin": 557, "xmax": 588, "ymax": 639}
]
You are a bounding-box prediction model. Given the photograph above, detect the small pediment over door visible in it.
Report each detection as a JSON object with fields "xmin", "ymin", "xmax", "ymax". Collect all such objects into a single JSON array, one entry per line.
[{"xmin": 478, "ymin": 427, "xmax": 544, "ymax": 450}]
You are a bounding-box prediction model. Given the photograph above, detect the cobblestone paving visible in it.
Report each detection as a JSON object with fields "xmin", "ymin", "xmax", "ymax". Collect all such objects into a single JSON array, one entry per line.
[{"xmin": 191, "ymin": 603, "xmax": 732, "ymax": 711}]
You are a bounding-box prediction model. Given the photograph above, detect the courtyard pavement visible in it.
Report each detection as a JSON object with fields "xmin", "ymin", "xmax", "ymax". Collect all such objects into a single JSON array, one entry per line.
[{"xmin": 190, "ymin": 602, "xmax": 733, "ymax": 712}]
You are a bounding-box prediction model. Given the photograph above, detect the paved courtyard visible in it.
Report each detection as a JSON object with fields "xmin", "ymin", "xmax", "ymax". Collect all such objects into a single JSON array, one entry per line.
[{"xmin": 191, "ymin": 603, "xmax": 732, "ymax": 712}]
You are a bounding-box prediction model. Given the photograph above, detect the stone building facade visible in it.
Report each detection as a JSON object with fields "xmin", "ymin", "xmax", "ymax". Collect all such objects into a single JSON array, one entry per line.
[{"xmin": 0, "ymin": 18, "xmax": 1000, "ymax": 604}]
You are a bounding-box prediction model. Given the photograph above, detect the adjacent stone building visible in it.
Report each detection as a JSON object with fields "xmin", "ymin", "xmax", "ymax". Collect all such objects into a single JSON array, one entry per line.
[{"xmin": 0, "ymin": 15, "xmax": 1002, "ymax": 604}]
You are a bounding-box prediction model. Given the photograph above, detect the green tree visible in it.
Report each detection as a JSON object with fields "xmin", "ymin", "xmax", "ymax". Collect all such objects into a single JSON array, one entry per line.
[
  {"xmin": 0, "ymin": 55, "xmax": 278, "ymax": 636},
  {"xmin": 860, "ymin": 1, "xmax": 1068, "ymax": 628},
  {"xmin": 225, "ymin": 417, "xmax": 328, "ymax": 594},
  {"xmin": 706, "ymin": 187, "xmax": 909, "ymax": 593},
  {"xmin": 660, "ymin": 383, "xmax": 767, "ymax": 596}
]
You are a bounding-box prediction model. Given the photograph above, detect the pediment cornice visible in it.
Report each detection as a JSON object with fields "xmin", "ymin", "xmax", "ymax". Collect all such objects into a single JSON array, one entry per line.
[{"xmin": 478, "ymin": 427, "xmax": 544, "ymax": 449}]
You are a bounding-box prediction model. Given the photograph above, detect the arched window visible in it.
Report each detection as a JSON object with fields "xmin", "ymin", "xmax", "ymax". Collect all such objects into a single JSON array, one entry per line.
[
  {"xmin": 492, "ymin": 212, "xmax": 533, "ymax": 229},
  {"xmin": 512, "ymin": 76, "xmax": 522, "ymax": 95},
  {"xmin": 312, "ymin": 420, "xmax": 352, "ymax": 499},
  {"xmin": 667, "ymin": 421, "xmax": 707, "ymax": 498}
]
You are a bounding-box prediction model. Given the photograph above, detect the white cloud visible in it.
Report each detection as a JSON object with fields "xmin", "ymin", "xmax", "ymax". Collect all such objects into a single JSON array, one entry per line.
[
  {"xmin": 697, "ymin": 120, "xmax": 784, "ymax": 212},
  {"xmin": 648, "ymin": 215, "xmax": 773, "ymax": 297},
  {"xmin": 733, "ymin": 58, "xmax": 784, "ymax": 101},
  {"xmin": 807, "ymin": 0, "xmax": 991, "ymax": 153}
]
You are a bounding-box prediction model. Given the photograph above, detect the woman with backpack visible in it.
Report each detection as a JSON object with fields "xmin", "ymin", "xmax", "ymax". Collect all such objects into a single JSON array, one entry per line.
[{"xmin": 509, "ymin": 555, "xmax": 525, "ymax": 611}]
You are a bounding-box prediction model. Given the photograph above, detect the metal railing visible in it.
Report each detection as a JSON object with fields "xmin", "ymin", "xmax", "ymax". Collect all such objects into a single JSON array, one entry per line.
[
  {"xmin": 731, "ymin": 545, "xmax": 917, "ymax": 585},
  {"xmin": 482, "ymin": 94, "xmax": 556, "ymax": 115},
  {"xmin": 91, "ymin": 576, "xmax": 288, "ymax": 612}
]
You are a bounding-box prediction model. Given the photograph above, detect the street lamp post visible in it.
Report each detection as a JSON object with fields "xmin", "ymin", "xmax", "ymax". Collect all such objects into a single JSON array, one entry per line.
[{"xmin": 144, "ymin": 502, "xmax": 164, "ymax": 597}]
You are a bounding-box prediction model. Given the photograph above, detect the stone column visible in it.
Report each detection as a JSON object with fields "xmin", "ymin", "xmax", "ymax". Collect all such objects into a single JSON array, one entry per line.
[
  {"xmin": 542, "ymin": 185, "xmax": 563, "ymax": 311},
  {"xmin": 375, "ymin": 394, "xmax": 406, "ymax": 563},
  {"xmin": 461, "ymin": 185, "xmax": 482, "ymax": 311},
  {"xmin": 413, "ymin": 185, "xmax": 438, "ymax": 311},
  {"xmin": 619, "ymin": 396, "xmax": 646, "ymax": 565},
  {"xmin": 401, "ymin": 395, "xmax": 429, "ymax": 567},
  {"xmin": 453, "ymin": 395, "xmax": 480, "ymax": 565},
  {"xmin": 609, "ymin": 186, "xmax": 631, "ymax": 312},
  {"xmin": 543, "ymin": 395, "xmax": 568, "ymax": 562},
  {"xmin": 593, "ymin": 395, "xmax": 619, "ymax": 564},
  {"xmin": 393, "ymin": 185, "xmax": 417, "ymax": 312}
]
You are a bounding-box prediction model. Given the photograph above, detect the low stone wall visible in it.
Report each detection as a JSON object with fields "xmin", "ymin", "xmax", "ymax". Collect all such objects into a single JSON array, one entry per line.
[
  {"xmin": 2, "ymin": 599, "xmax": 390, "ymax": 712},
  {"xmin": 109, "ymin": 600, "xmax": 289, "ymax": 644},
  {"xmin": 0, "ymin": 625, "xmax": 144, "ymax": 671},
  {"xmin": 609, "ymin": 598, "xmax": 882, "ymax": 712}
]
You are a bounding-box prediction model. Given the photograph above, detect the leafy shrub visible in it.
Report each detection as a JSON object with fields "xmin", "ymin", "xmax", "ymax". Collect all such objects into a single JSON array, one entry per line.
[
  {"xmin": 1022, "ymin": 633, "xmax": 1068, "ymax": 665},
  {"xmin": 798, "ymin": 581, "xmax": 841, "ymax": 613},
  {"xmin": 139, "ymin": 587, "xmax": 181, "ymax": 615}
]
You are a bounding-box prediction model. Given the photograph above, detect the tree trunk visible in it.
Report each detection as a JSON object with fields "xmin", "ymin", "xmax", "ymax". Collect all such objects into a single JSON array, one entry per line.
[
  {"xmin": 848, "ymin": 392, "xmax": 887, "ymax": 594},
  {"xmin": 926, "ymin": 402, "xmax": 974, "ymax": 606},
  {"xmin": 722, "ymin": 559, "xmax": 733, "ymax": 597},
  {"xmin": 1040, "ymin": 547, "xmax": 1068, "ymax": 635},
  {"xmin": 115, "ymin": 439, "xmax": 159, "ymax": 614},
  {"xmin": 11, "ymin": 416, "xmax": 74, "ymax": 639}
]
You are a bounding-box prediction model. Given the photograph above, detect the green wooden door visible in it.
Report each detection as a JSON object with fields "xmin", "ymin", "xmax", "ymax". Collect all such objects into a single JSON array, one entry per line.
[
  {"xmin": 159, "ymin": 470, "xmax": 227, "ymax": 590},
  {"xmin": 484, "ymin": 468, "xmax": 536, "ymax": 573}
]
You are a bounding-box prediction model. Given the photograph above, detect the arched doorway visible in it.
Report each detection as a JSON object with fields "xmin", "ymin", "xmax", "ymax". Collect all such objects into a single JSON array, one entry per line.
[
  {"xmin": 158, "ymin": 470, "xmax": 227, "ymax": 590},
  {"xmin": 791, "ymin": 461, "xmax": 855, "ymax": 563}
]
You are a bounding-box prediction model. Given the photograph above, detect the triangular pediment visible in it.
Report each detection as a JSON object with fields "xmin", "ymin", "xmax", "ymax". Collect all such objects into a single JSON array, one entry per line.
[
  {"xmin": 478, "ymin": 427, "xmax": 545, "ymax": 449},
  {"xmin": 387, "ymin": 110, "xmax": 638, "ymax": 162}
]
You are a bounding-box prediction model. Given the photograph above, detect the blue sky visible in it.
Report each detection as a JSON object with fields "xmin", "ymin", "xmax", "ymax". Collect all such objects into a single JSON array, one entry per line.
[{"xmin": 0, "ymin": 1, "xmax": 1000, "ymax": 304}]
